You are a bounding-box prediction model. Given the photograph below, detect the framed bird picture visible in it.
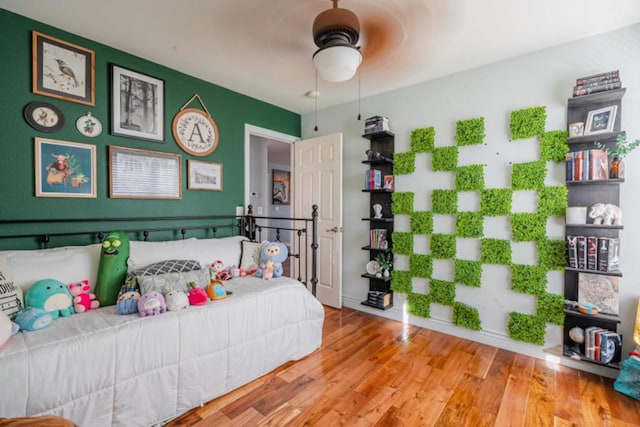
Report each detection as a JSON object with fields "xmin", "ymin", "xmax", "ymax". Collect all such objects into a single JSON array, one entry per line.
[{"xmin": 32, "ymin": 31, "xmax": 95, "ymax": 106}]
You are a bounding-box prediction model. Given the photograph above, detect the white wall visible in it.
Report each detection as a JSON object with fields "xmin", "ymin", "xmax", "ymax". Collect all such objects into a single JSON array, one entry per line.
[{"xmin": 301, "ymin": 24, "xmax": 640, "ymax": 376}]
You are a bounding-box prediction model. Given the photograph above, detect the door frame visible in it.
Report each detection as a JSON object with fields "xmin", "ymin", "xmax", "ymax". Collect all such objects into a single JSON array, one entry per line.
[{"xmin": 244, "ymin": 124, "xmax": 299, "ymax": 211}]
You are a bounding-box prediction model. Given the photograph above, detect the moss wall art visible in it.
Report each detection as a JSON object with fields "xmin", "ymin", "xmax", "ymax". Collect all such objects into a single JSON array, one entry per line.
[{"xmin": 391, "ymin": 112, "xmax": 567, "ymax": 345}]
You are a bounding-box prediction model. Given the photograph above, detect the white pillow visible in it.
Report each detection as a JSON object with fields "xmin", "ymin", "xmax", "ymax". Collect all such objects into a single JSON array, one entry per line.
[
  {"xmin": 128, "ymin": 238, "xmax": 199, "ymax": 271},
  {"xmin": 192, "ymin": 235, "xmax": 245, "ymax": 269},
  {"xmin": 239, "ymin": 240, "xmax": 262, "ymax": 270},
  {"xmin": 0, "ymin": 257, "xmax": 23, "ymax": 319},
  {"xmin": 0, "ymin": 244, "xmax": 101, "ymax": 293}
]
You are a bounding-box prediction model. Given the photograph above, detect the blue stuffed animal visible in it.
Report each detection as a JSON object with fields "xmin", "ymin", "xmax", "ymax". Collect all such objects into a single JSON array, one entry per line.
[
  {"xmin": 255, "ymin": 241, "xmax": 288, "ymax": 279},
  {"xmin": 25, "ymin": 278, "xmax": 75, "ymax": 319}
]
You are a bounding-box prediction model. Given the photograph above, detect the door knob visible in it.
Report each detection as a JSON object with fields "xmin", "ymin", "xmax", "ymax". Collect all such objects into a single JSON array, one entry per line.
[{"xmin": 326, "ymin": 226, "xmax": 342, "ymax": 233}]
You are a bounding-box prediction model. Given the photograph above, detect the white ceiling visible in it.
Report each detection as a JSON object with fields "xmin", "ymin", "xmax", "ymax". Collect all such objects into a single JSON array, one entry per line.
[{"xmin": 2, "ymin": 0, "xmax": 639, "ymax": 114}]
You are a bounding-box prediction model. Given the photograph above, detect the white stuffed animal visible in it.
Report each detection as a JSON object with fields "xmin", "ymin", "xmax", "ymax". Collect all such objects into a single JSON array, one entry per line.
[{"xmin": 589, "ymin": 203, "xmax": 622, "ymax": 225}]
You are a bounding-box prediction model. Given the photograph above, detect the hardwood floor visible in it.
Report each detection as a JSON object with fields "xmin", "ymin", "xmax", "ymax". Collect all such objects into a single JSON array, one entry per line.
[{"xmin": 167, "ymin": 306, "xmax": 640, "ymax": 426}]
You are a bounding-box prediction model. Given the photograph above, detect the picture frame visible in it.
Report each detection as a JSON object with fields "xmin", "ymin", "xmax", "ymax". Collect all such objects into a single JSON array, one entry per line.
[
  {"xmin": 24, "ymin": 101, "xmax": 65, "ymax": 133},
  {"xmin": 584, "ymin": 105, "xmax": 617, "ymax": 136},
  {"xmin": 32, "ymin": 31, "xmax": 95, "ymax": 106},
  {"xmin": 578, "ymin": 272, "xmax": 619, "ymax": 315},
  {"xmin": 187, "ymin": 160, "xmax": 222, "ymax": 191},
  {"xmin": 110, "ymin": 64, "xmax": 165, "ymax": 142},
  {"xmin": 35, "ymin": 137, "xmax": 96, "ymax": 198},
  {"xmin": 272, "ymin": 169, "xmax": 290, "ymax": 205},
  {"xmin": 109, "ymin": 145, "xmax": 181, "ymax": 199}
]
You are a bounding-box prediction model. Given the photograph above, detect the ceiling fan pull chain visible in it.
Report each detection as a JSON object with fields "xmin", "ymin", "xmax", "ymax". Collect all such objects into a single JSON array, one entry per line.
[
  {"xmin": 357, "ymin": 67, "xmax": 361, "ymax": 121},
  {"xmin": 314, "ymin": 71, "xmax": 319, "ymax": 132}
]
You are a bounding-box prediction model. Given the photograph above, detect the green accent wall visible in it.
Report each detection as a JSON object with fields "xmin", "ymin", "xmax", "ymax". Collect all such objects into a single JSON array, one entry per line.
[{"xmin": 0, "ymin": 10, "xmax": 300, "ymax": 226}]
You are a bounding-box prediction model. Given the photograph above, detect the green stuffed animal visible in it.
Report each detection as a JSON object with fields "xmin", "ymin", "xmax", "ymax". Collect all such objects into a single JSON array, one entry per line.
[{"xmin": 94, "ymin": 231, "xmax": 130, "ymax": 306}]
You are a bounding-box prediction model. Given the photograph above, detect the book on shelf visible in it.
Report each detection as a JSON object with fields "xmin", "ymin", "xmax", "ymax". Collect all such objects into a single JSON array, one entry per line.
[
  {"xmin": 575, "ymin": 70, "xmax": 619, "ymax": 86},
  {"xmin": 578, "ymin": 272, "xmax": 620, "ymax": 316},
  {"xmin": 598, "ymin": 237, "xmax": 620, "ymax": 272},
  {"xmin": 565, "ymin": 153, "xmax": 574, "ymax": 182},
  {"xmin": 600, "ymin": 331, "xmax": 622, "ymax": 364},
  {"xmin": 574, "ymin": 77, "xmax": 621, "ymax": 90},
  {"xmin": 589, "ymin": 149, "xmax": 608, "ymax": 180},
  {"xmin": 576, "ymin": 236, "xmax": 587, "ymax": 270},
  {"xmin": 586, "ymin": 236, "xmax": 598, "ymax": 270},
  {"xmin": 573, "ymin": 151, "xmax": 584, "ymax": 181},
  {"xmin": 573, "ymin": 81, "xmax": 622, "ymax": 97},
  {"xmin": 566, "ymin": 235, "xmax": 578, "ymax": 268},
  {"xmin": 565, "ymin": 149, "xmax": 608, "ymax": 181},
  {"xmin": 370, "ymin": 228, "xmax": 388, "ymax": 249},
  {"xmin": 364, "ymin": 115, "xmax": 389, "ymax": 134}
]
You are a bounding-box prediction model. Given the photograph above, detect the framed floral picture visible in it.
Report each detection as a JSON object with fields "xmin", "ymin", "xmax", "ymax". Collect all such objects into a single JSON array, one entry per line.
[
  {"xmin": 187, "ymin": 160, "xmax": 222, "ymax": 191},
  {"xmin": 32, "ymin": 32, "xmax": 95, "ymax": 106},
  {"xmin": 110, "ymin": 64, "xmax": 165, "ymax": 142},
  {"xmin": 35, "ymin": 137, "xmax": 96, "ymax": 198}
]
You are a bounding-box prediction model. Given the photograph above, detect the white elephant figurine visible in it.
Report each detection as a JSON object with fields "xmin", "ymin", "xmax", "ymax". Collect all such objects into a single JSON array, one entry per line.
[{"xmin": 588, "ymin": 203, "xmax": 622, "ymax": 225}]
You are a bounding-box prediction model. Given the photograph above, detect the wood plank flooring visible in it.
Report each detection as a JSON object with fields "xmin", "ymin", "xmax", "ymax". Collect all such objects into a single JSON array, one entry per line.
[{"xmin": 167, "ymin": 306, "xmax": 640, "ymax": 426}]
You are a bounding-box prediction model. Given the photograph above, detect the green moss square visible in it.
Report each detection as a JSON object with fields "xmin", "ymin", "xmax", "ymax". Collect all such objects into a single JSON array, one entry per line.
[
  {"xmin": 508, "ymin": 312, "xmax": 546, "ymax": 345},
  {"xmin": 455, "ymin": 212, "xmax": 484, "ymax": 238},
  {"xmin": 455, "ymin": 165, "xmax": 484, "ymax": 192},
  {"xmin": 411, "ymin": 211, "xmax": 433, "ymax": 235},
  {"xmin": 537, "ymin": 239, "xmax": 565, "ymax": 271},
  {"xmin": 430, "ymin": 234, "xmax": 456, "ymax": 259},
  {"xmin": 432, "ymin": 190, "xmax": 458, "ymax": 214},
  {"xmin": 456, "ymin": 117, "xmax": 485, "ymax": 146},
  {"xmin": 510, "ymin": 106, "xmax": 547, "ymax": 140},
  {"xmin": 410, "ymin": 127, "xmax": 435, "ymax": 153},
  {"xmin": 537, "ymin": 292, "xmax": 565, "ymax": 325},
  {"xmin": 407, "ymin": 292, "xmax": 431, "ymax": 318},
  {"xmin": 409, "ymin": 254, "xmax": 432, "ymax": 278},
  {"xmin": 391, "ymin": 270, "xmax": 412, "ymax": 294},
  {"xmin": 453, "ymin": 302, "xmax": 482, "ymax": 331},
  {"xmin": 454, "ymin": 259, "xmax": 482, "ymax": 287},
  {"xmin": 392, "ymin": 232, "xmax": 414, "ymax": 255},
  {"xmin": 392, "ymin": 192, "xmax": 414, "ymax": 215},
  {"xmin": 511, "ymin": 264, "xmax": 547, "ymax": 296},
  {"xmin": 480, "ymin": 238, "xmax": 511, "ymax": 265},
  {"xmin": 511, "ymin": 213, "xmax": 547, "ymax": 242},
  {"xmin": 432, "ymin": 146, "xmax": 458, "ymax": 172},
  {"xmin": 512, "ymin": 161, "xmax": 547, "ymax": 190},
  {"xmin": 429, "ymin": 279, "xmax": 455, "ymax": 306},
  {"xmin": 480, "ymin": 188, "xmax": 512, "ymax": 216},
  {"xmin": 538, "ymin": 186, "xmax": 568, "ymax": 217},
  {"xmin": 394, "ymin": 152, "xmax": 416, "ymax": 176},
  {"xmin": 540, "ymin": 130, "xmax": 569, "ymax": 162}
]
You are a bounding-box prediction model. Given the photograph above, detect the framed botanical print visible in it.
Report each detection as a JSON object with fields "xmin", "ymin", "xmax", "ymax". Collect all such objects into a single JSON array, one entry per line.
[
  {"xmin": 32, "ymin": 31, "xmax": 95, "ymax": 106},
  {"xmin": 110, "ymin": 64, "xmax": 165, "ymax": 142},
  {"xmin": 35, "ymin": 137, "xmax": 96, "ymax": 198}
]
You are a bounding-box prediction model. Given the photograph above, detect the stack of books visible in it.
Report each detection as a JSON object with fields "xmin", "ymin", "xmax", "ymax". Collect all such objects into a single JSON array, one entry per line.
[
  {"xmin": 364, "ymin": 116, "xmax": 389, "ymax": 134},
  {"xmin": 364, "ymin": 169, "xmax": 382, "ymax": 189},
  {"xmin": 566, "ymin": 235, "xmax": 620, "ymax": 272},
  {"xmin": 583, "ymin": 326, "xmax": 622, "ymax": 364},
  {"xmin": 370, "ymin": 229, "xmax": 388, "ymax": 249},
  {"xmin": 565, "ymin": 149, "xmax": 608, "ymax": 181},
  {"xmin": 573, "ymin": 70, "xmax": 622, "ymax": 97}
]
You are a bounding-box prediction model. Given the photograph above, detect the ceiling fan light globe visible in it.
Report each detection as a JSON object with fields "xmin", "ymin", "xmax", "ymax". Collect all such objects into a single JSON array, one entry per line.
[{"xmin": 313, "ymin": 45, "xmax": 362, "ymax": 82}]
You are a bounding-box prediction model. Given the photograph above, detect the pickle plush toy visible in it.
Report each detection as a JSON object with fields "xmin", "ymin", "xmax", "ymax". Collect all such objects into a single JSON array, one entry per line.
[{"xmin": 94, "ymin": 231, "xmax": 130, "ymax": 306}]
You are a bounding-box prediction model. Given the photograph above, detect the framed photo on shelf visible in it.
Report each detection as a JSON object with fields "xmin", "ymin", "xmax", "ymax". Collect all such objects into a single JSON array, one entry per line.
[
  {"xmin": 35, "ymin": 137, "xmax": 96, "ymax": 198},
  {"xmin": 32, "ymin": 31, "xmax": 95, "ymax": 106},
  {"xmin": 187, "ymin": 160, "xmax": 222, "ymax": 191},
  {"xmin": 109, "ymin": 145, "xmax": 181, "ymax": 199},
  {"xmin": 584, "ymin": 105, "xmax": 617, "ymax": 135},
  {"xmin": 272, "ymin": 169, "xmax": 290, "ymax": 205},
  {"xmin": 578, "ymin": 272, "xmax": 619, "ymax": 315},
  {"xmin": 110, "ymin": 64, "xmax": 165, "ymax": 142}
]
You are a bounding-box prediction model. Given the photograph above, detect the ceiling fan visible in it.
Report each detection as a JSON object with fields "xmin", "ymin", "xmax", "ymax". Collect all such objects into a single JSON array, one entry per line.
[{"xmin": 312, "ymin": 0, "xmax": 362, "ymax": 82}]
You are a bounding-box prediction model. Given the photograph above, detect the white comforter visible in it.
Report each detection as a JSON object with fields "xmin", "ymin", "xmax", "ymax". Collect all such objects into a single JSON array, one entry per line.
[{"xmin": 0, "ymin": 276, "xmax": 324, "ymax": 426}]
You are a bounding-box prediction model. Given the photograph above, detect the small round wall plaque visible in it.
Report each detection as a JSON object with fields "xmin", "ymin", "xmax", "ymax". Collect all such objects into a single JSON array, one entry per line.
[
  {"xmin": 172, "ymin": 108, "xmax": 219, "ymax": 156},
  {"xmin": 76, "ymin": 112, "xmax": 102, "ymax": 137},
  {"xmin": 24, "ymin": 101, "xmax": 64, "ymax": 133}
]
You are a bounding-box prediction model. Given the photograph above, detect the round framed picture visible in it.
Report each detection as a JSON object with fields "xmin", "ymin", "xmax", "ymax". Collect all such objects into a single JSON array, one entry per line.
[
  {"xmin": 172, "ymin": 108, "xmax": 219, "ymax": 156},
  {"xmin": 75, "ymin": 112, "xmax": 102, "ymax": 137},
  {"xmin": 23, "ymin": 101, "xmax": 65, "ymax": 133}
]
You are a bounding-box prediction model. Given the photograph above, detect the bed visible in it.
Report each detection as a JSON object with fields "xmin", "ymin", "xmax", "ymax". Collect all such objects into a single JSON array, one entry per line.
[{"xmin": 0, "ymin": 207, "xmax": 324, "ymax": 426}]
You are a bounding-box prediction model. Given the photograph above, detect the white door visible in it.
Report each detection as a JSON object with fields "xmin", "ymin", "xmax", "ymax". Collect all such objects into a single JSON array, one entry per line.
[{"xmin": 294, "ymin": 133, "xmax": 343, "ymax": 308}]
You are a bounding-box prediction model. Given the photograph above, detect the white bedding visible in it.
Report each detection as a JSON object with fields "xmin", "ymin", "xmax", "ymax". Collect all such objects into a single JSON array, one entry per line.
[{"xmin": 0, "ymin": 276, "xmax": 324, "ymax": 426}]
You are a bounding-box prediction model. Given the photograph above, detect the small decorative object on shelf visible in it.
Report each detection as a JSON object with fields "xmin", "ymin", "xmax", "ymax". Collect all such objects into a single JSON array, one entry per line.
[
  {"xmin": 568, "ymin": 122, "xmax": 584, "ymax": 137},
  {"xmin": 375, "ymin": 252, "xmax": 393, "ymax": 278},
  {"xmin": 594, "ymin": 133, "xmax": 639, "ymax": 178},
  {"xmin": 373, "ymin": 203, "xmax": 383, "ymax": 219},
  {"xmin": 588, "ymin": 203, "xmax": 622, "ymax": 225}
]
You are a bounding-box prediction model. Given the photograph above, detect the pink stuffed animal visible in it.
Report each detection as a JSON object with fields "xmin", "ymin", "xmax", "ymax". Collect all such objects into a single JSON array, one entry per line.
[
  {"xmin": 210, "ymin": 260, "xmax": 232, "ymax": 281},
  {"xmin": 68, "ymin": 280, "xmax": 100, "ymax": 313}
]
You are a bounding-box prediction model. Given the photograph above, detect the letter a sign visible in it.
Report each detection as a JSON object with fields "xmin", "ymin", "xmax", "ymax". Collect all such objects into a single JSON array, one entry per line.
[{"xmin": 172, "ymin": 95, "xmax": 219, "ymax": 156}]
